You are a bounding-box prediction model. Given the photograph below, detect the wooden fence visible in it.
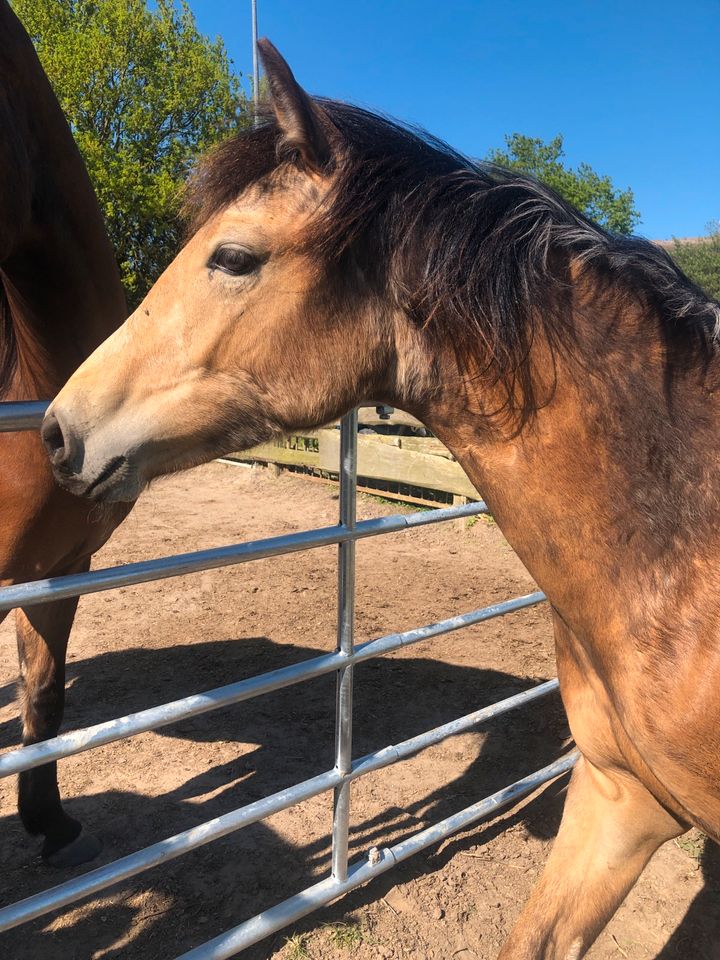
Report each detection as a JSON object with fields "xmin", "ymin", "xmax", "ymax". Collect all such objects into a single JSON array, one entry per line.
[{"xmin": 225, "ymin": 409, "xmax": 481, "ymax": 507}]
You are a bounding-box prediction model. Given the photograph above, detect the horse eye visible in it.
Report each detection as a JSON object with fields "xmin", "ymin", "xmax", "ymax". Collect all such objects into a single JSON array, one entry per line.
[{"xmin": 210, "ymin": 246, "xmax": 260, "ymax": 276}]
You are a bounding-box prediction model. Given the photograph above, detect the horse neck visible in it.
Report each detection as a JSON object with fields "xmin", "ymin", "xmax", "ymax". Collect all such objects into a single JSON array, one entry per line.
[
  {"xmin": 414, "ymin": 316, "xmax": 720, "ymax": 641},
  {"xmin": 0, "ymin": 2, "xmax": 126, "ymax": 399}
]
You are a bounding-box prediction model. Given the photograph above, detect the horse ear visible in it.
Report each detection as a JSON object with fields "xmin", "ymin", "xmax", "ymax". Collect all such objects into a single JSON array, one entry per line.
[{"xmin": 257, "ymin": 38, "xmax": 332, "ymax": 172}]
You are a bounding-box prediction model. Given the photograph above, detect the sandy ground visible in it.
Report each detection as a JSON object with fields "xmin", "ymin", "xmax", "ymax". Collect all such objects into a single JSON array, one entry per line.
[{"xmin": 0, "ymin": 462, "xmax": 717, "ymax": 960}]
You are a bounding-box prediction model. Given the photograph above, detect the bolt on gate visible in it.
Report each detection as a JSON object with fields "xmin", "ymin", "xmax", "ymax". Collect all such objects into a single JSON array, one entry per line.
[{"xmin": 0, "ymin": 402, "xmax": 577, "ymax": 959}]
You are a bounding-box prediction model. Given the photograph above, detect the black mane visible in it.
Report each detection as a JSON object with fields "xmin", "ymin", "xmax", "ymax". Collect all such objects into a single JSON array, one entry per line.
[
  {"xmin": 187, "ymin": 100, "xmax": 720, "ymax": 414},
  {"xmin": 0, "ymin": 280, "xmax": 17, "ymax": 398}
]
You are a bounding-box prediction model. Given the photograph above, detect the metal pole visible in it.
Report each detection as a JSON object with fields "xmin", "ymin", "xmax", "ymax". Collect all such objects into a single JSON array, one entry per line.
[
  {"xmin": 332, "ymin": 409, "xmax": 358, "ymax": 881},
  {"xmin": 0, "ymin": 679, "xmax": 560, "ymax": 934},
  {"xmin": 251, "ymin": 0, "xmax": 259, "ymax": 124},
  {"xmin": 0, "ymin": 591, "xmax": 547, "ymax": 779},
  {"xmin": 0, "ymin": 400, "xmax": 48, "ymax": 431},
  {"xmin": 175, "ymin": 753, "xmax": 578, "ymax": 960},
  {"xmin": 0, "ymin": 500, "xmax": 491, "ymax": 613}
]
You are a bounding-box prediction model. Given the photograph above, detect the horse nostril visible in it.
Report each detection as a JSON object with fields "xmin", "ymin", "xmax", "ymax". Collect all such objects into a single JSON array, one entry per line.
[{"xmin": 41, "ymin": 412, "xmax": 68, "ymax": 466}]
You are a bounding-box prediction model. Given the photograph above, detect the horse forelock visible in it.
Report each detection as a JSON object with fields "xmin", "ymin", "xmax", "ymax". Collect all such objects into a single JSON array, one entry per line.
[
  {"xmin": 186, "ymin": 99, "xmax": 720, "ymax": 421},
  {"xmin": 183, "ymin": 118, "xmax": 280, "ymax": 234}
]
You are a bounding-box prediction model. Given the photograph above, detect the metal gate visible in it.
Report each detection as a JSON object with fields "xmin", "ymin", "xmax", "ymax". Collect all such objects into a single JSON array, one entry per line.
[{"xmin": 0, "ymin": 402, "xmax": 576, "ymax": 959}]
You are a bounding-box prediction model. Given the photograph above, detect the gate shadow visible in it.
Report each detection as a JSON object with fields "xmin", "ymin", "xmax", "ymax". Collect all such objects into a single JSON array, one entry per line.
[{"xmin": 0, "ymin": 632, "xmax": 707, "ymax": 958}]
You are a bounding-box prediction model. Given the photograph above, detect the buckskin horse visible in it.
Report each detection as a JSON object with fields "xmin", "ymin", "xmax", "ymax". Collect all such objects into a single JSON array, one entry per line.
[
  {"xmin": 42, "ymin": 40, "xmax": 720, "ymax": 959},
  {"xmin": 0, "ymin": 2, "xmax": 129, "ymax": 866}
]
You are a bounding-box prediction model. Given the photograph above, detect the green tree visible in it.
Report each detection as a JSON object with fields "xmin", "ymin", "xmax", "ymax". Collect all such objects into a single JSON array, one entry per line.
[
  {"xmin": 488, "ymin": 133, "xmax": 639, "ymax": 235},
  {"xmin": 670, "ymin": 224, "xmax": 720, "ymax": 301},
  {"xmin": 13, "ymin": 0, "xmax": 249, "ymax": 305}
]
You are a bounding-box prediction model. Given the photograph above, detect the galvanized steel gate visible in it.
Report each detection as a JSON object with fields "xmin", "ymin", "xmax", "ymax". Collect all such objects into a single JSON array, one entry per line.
[{"xmin": 0, "ymin": 402, "xmax": 576, "ymax": 959}]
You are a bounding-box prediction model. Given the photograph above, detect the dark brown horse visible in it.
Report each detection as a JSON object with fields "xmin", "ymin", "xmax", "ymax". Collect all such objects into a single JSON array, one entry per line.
[
  {"xmin": 43, "ymin": 40, "xmax": 720, "ymax": 958},
  {"xmin": 0, "ymin": 2, "xmax": 129, "ymax": 866}
]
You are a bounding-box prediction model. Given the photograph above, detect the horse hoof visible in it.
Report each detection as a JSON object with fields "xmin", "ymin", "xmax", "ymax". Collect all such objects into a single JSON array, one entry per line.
[{"xmin": 43, "ymin": 830, "xmax": 103, "ymax": 868}]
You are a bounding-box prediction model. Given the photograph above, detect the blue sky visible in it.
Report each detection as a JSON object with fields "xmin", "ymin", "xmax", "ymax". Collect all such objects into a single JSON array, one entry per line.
[{"xmin": 190, "ymin": 1, "xmax": 717, "ymax": 239}]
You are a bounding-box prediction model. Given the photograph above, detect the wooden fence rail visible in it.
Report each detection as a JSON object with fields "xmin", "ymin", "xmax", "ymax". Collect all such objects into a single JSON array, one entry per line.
[{"xmin": 226, "ymin": 410, "xmax": 481, "ymax": 506}]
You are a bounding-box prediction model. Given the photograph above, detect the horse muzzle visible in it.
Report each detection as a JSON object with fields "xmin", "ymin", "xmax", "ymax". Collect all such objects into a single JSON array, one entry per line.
[{"xmin": 40, "ymin": 408, "xmax": 142, "ymax": 502}]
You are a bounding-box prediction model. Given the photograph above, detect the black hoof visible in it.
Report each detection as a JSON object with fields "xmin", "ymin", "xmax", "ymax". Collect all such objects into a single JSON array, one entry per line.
[{"xmin": 43, "ymin": 829, "xmax": 103, "ymax": 868}]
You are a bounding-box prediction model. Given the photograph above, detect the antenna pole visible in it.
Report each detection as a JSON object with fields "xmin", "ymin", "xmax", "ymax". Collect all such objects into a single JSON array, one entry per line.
[{"xmin": 251, "ymin": 0, "xmax": 259, "ymax": 124}]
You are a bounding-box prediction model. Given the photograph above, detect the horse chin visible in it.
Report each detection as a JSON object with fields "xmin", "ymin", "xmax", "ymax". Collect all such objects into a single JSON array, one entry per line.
[
  {"xmin": 52, "ymin": 456, "xmax": 145, "ymax": 504},
  {"xmin": 90, "ymin": 474, "xmax": 145, "ymax": 504}
]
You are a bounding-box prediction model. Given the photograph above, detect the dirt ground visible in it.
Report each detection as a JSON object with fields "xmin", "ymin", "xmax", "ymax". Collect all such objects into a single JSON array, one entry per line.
[{"xmin": 0, "ymin": 462, "xmax": 718, "ymax": 960}]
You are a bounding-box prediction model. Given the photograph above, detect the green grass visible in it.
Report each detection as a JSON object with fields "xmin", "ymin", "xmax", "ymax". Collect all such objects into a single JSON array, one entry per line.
[
  {"xmin": 674, "ymin": 830, "xmax": 706, "ymax": 865},
  {"xmin": 466, "ymin": 512, "xmax": 495, "ymax": 528},
  {"xmin": 324, "ymin": 922, "xmax": 366, "ymax": 950},
  {"xmin": 284, "ymin": 933, "xmax": 310, "ymax": 959}
]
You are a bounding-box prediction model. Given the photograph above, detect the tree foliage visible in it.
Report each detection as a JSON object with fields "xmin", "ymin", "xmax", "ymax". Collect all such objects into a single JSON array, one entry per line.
[
  {"xmin": 17, "ymin": 4, "xmax": 713, "ymax": 303},
  {"xmin": 12, "ymin": 0, "xmax": 249, "ymax": 305},
  {"xmin": 670, "ymin": 224, "xmax": 720, "ymax": 301},
  {"xmin": 487, "ymin": 133, "xmax": 639, "ymax": 236}
]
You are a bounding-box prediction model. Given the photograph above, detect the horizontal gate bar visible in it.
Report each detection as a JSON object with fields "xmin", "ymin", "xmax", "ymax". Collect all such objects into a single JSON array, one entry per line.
[
  {"xmin": 0, "ymin": 500, "xmax": 489, "ymax": 612},
  {"xmin": 0, "ymin": 677, "xmax": 559, "ymax": 933},
  {"xmin": 0, "ymin": 401, "xmax": 48, "ymax": 431},
  {"xmin": 176, "ymin": 752, "xmax": 579, "ymax": 960},
  {"xmin": 0, "ymin": 592, "xmax": 545, "ymax": 778},
  {"xmin": 0, "ymin": 400, "xmax": 391, "ymax": 433},
  {"xmin": 0, "ymin": 769, "xmax": 341, "ymax": 932},
  {"xmin": 349, "ymin": 678, "xmax": 559, "ymax": 782}
]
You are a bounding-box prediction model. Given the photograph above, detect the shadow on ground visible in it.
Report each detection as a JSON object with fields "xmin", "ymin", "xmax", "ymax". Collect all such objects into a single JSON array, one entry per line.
[
  {"xmin": 0, "ymin": 634, "xmax": 711, "ymax": 959},
  {"xmin": 654, "ymin": 839, "xmax": 720, "ymax": 960}
]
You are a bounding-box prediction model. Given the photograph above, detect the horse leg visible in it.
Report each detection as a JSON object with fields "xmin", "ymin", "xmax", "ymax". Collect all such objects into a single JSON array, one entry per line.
[
  {"xmin": 497, "ymin": 755, "xmax": 683, "ymax": 959},
  {"xmin": 498, "ymin": 609, "xmax": 685, "ymax": 960},
  {"xmin": 16, "ymin": 559, "xmax": 101, "ymax": 867}
]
